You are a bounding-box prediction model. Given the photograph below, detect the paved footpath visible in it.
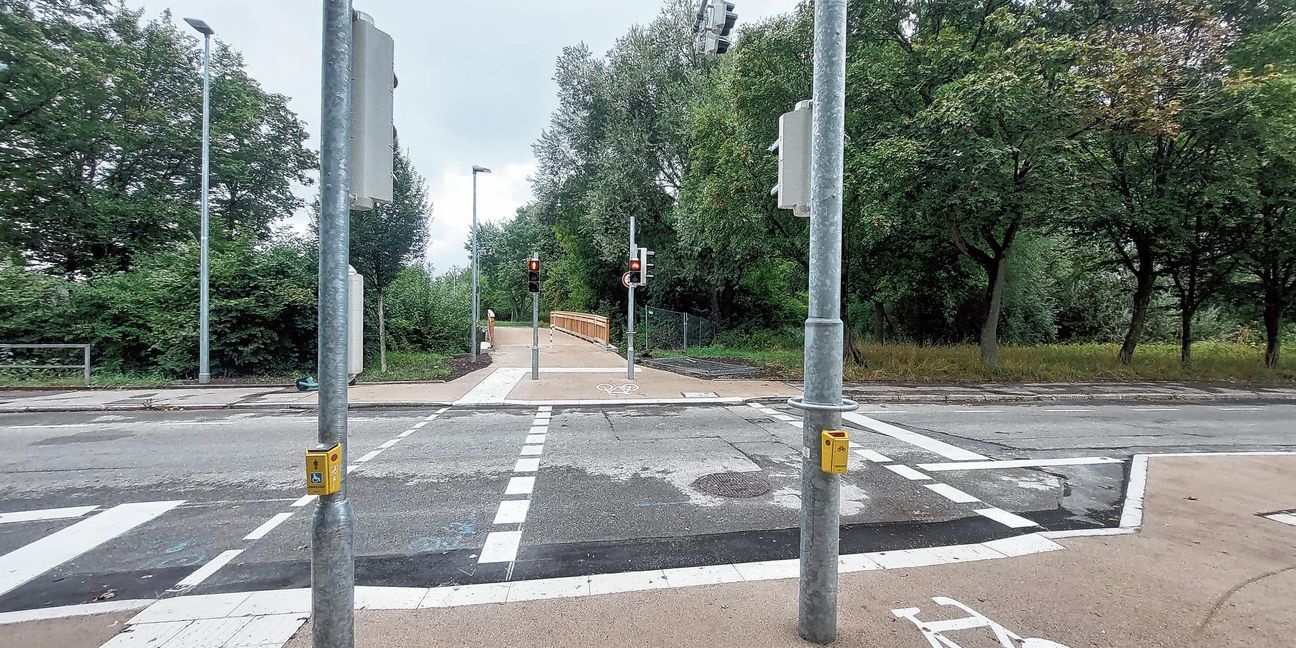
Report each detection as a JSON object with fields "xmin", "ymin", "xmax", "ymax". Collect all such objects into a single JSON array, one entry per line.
[{"xmin": 6, "ymin": 453, "xmax": 1293, "ymax": 647}]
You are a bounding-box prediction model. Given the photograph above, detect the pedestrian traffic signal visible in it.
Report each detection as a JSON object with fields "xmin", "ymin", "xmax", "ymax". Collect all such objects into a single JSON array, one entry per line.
[
  {"xmin": 528, "ymin": 256, "xmax": 540, "ymax": 293},
  {"xmin": 710, "ymin": 1, "xmax": 737, "ymax": 55},
  {"xmin": 637, "ymin": 247, "xmax": 654, "ymax": 286},
  {"xmin": 628, "ymin": 256, "xmax": 642, "ymax": 285}
]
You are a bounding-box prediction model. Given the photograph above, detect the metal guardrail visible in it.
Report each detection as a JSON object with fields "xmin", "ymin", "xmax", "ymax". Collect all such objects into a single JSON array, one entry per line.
[
  {"xmin": 0, "ymin": 344, "xmax": 91, "ymax": 385},
  {"xmin": 550, "ymin": 311, "xmax": 611, "ymax": 347}
]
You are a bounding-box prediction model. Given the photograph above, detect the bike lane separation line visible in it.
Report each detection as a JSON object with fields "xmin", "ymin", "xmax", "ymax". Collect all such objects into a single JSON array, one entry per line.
[
  {"xmin": 479, "ymin": 406, "xmax": 549, "ymax": 577},
  {"xmin": 163, "ymin": 410, "xmax": 449, "ymax": 595}
]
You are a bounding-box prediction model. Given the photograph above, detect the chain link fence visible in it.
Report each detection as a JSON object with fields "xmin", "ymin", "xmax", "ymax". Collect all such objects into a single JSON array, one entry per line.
[{"xmin": 641, "ymin": 306, "xmax": 718, "ymax": 355}]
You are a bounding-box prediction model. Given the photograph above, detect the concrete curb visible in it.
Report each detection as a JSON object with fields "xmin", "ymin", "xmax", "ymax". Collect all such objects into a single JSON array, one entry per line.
[{"xmin": 2, "ymin": 389, "xmax": 1294, "ymax": 413}]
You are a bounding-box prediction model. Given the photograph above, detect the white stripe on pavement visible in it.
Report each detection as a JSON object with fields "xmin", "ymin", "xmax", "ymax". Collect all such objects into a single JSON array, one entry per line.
[
  {"xmin": 455, "ymin": 368, "xmax": 529, "ymax": 405},
  {"xmin": 854, "ymin": 449, "xmax": 893, "ymax": 463},
  {"xmin": 478, "ymin": 531, "xmax": 523, "ymax": 563},
  {"xmin": 168, "ymin": 549, "xmax": 243, "ymax": 592},
  {"xmin": 505, "ymin": 476, "xmax": 536, "ymax": 495},
  {"xmin": 917, "ymin": 457, "xmax": 1121, "ymax": 472},
  {"xmin": 243, "ymin": 512, "xmax": 293, "ymax": 541},
  {"xmin": 493, "ymin": 500, "xmax": 531, "ymax": 525},
  {"xmin": 0, "ymin": 506, "xmax": 97, "ymax": 525},
  {"xmin": 513, "ymin": 458, "xmax": 540, "ymax": 472},
  {"xmin": 975, "ymin": 507, "xmax": 1039, "ymax": 529},
  {"xmin": 356, "ymin": 450, "xmax": 382, "ymax": 462},
  {"xmin": 290, "ymin": 495, "xmax": 315, "ymax": 507},
  {"xmin": 925, "ymin": 483, "xmax": 980, "ymax": 504},
  {"xmin": 0, "ymin": 500, "xmax": 183, "ymax": 597},
  {"xmin": 843, "ymin": 413, "xmax": 986, "ymax": 461},
  {"xmin": 883, "ymin": 464, "xmax": 931, "ymax": 481}
]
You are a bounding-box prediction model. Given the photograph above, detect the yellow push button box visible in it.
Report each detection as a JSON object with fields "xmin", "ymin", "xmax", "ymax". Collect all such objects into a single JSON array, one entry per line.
[
  {"xmin": 306, "ymin": 443, "xmax": 343, "ymax": 495},
  {"xmin": 820, "ymin": 429, "xmax": 849, "ymax": 474}
]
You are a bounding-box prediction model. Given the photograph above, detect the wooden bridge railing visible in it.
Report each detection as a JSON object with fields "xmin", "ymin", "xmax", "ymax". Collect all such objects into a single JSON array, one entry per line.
[{"xmin": 550, "ymin": 311, "xmax": 611, "ymax": 346}]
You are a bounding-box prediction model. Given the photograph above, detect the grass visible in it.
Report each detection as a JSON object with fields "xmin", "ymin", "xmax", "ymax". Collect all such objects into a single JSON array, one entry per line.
[
  {"xmin": 668, "ymin": 341, "xmax": 1296, "ymax": 383},
  {"xmin": 359, "ymin": 351, "xmax": 451, "ymax": 382}
]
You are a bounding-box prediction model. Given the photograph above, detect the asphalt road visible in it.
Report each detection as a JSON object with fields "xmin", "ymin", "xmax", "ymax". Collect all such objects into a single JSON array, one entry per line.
[{"xmin": 0, "ymin": 401, "xmax": 1292, "ymax": 613}]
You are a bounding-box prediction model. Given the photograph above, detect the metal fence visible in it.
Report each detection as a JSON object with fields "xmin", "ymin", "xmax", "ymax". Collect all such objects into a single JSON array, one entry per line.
[
  {"xmin": 0, "ymin": 344, "xmax": 91, "ymax": 385},
  {"xmin": 642, "ymin": 306, "xmax": 718, "ymax": 354}
]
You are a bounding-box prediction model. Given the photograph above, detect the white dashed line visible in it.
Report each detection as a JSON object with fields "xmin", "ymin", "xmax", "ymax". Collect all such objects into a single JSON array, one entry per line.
[
  {"xmin": 883, "ymin": 464, "xmax": 931, "ymax": 481},
  {"xmin": 493, "ymin": 500, "xmax": 531, "ymax": 525},
  {"xmin": 244, "ymin": 512, "xmax": 293, "ymax": 541},
  {"xmin": 538, "ymin": 406, "xmax": 552, "ymax": 412},
  {"xmin": 917, "ymin": 457, "xmax": 1121, "ymax": 471},
  {"xmin": 398, "ymin": 430, "xmax": 416, "ymax": 438},
  {"xmin": 347, "ymin": 465, "xmax": 359, "ymax": 474},
  {"xmin": 525, "ymin": 434, "xmax": 546, "ymax": 444},
  {"xmin": 854, "ymin": 449, "xmax": 893, "ymax": 463},
  {"xmin": 1041, "ymin": 408, "xmax": 1093, "ymax": 413},
  {"xmin": 514, "ymin": 458, "xmax": 540, "ymax": 472},
  {"xmin": 530, "ymin": 426, "xmax": 548, "ymax": 434},
  {"xmin": 356, "ymin": 450, "xmax": 382, "ymax": 463},
  {"xmin": 505, "ymin": 477, "xmax": 536, "ymax": 495},
  {"xmin": 1218, "ymin": 407, "xmax": 1264, "ymax": 411},
  {"xmin": 379, "ymin": 439, "xmax": 400, "ymax": 449},
  {"xmin": 167, "ymin": 549, "xmax": 243, "ymax": 592},
  {"xmin": 290, "ymin": 495, "xmax": 315, "ymax": 507},
  {"xmin": 520, "ymin": 445, "xmax": 544, "ymax": 456},
  {"xmin": 478, "ymin": 531, "xmax": 523, "ymax": 563},
  {"xmin": 925, "ymin": 483, "xmax": 980, "ymax": 504},
  {"xmin": 975, "ymin": 507, "xmax": 1039, "ymax": 528},
  {"xmin": 412, "ymin": 421, "xmax": 428, "ymax": 429}
]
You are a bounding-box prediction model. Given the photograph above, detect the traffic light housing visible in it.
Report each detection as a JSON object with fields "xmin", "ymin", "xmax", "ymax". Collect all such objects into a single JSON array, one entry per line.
[
  {"xmin": 710, "ymin": 1, "xmax": 737, "ymax": 55},
  {"xmin": 637, "ymin": 247, "xmax": 654, "ymax": 286},
  {"xmin": 528, "ymin": 257, "xmax": 540, "ymax": 293},
  {"xmin": 628, "ymin": 256, "xmax": 642, "ymax": 285}
]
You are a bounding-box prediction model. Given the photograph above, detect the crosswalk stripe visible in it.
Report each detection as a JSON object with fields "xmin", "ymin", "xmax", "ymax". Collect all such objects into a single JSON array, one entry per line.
[
  {"xmin": 0, "ymin": 500, "xmax": 184, "ymax": 597},
  {"xmin": 0, "ymin": 506, "xmax": 97, "ymax": 525}
]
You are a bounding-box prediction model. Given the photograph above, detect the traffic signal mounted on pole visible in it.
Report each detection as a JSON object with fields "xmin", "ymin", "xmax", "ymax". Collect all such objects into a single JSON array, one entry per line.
[
  {"xmin": 637, "ymin": 247, "xmax": 654, "ymax": 286},
  {"xmin": 528, "ymin": 256, "xmax": 540, "ymax": 293},
  {"xmin": 628, "ymin": 255, "xmax": 642, "ymax": 285},
  {"xmin": 694, "ymin": 1, "xmax": 738, "ymax": 56}
]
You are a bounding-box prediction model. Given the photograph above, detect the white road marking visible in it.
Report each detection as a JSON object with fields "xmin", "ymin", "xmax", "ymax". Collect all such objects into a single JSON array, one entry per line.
[
  {"xmin": 1264, "ymin": 512, "xmax": 1296, "ymax": 526},
  {"xmin": 436, "ymin": 407, "xmax": 449, "ymax": 414},
  {"xmin": 478, "ymin": 531, "xmax": 522, "ymax": 563},
  {"xmin": 168, "ymin": 549, "xmax": 243, "ymax": 591},
  {"xmin": 1218, "ymin": 407, "xmax": 1264, "ymax": 411},
  {"xmin": 0, "ymin": 500, "xmax": 183, "ymax": 596},
  {"xmin": 454, "ymin": 367, "xmax": 529, "ymax": 405},
  {"xmin": 0, "ymin": 599, "xmax": 153, "ymax": 625},
  {"xmin": 513, "ymin": 458, "xmax": 540, "ymax": 472},
  {"xmin": 493, "ymin": 500, "xmax": 531, "ymax": 525},
  {"xmin": 346, "ymin": 465, "xmax": 359, "ymax": 474},
  {"xmin": 505, "ymin": 476, "xmax": 536, "ymax": 495},
  {"xmin": 843, "ymin": 413, "xmax": 986, "ymax": 461},
  {"xmin": 918, "ymin": 457, "xmax": 1121, "ymax": 471},
  {"xmin": 538, "ymin": 406, "xmax": 552, "ymax": 412},
  {"xmin": 356, "ymin": 450, "xmax": 382, "ymax": 462},
  {"xmin": 529, "ymin": 426, "xmax": 548, "ymax": 434},
  {"xmin": 0, "ymin": 506, "xmax": 97, "ymax": 525},
  {"xmin": 1041, "ymin": 408, "xmax": 1093, "ymax": 413},
  {"xmin": 854, "ymin": 449, "xmax": 893, "ymax": 463},
  {"xmin": 525, "ymin": 434, "xmax": 546, "ymax": 444},
  {"xmin": 884, "ymin": 464, "xmax": 932, "ymax": 481},
  {"xmin": 243, "ymin": 512, "xmax": 294, "ymax": 541},
  {"xmin": 412, "ymin": 421, "xmax": 427, "ymax": 429},
  {"xmin": 975, "ymin": 507, "xmax": 1039, "ymax": 528},
  {"xmin": 397, "ymin": 429, "xmax": 415, "ymax": 438},
  {"xmin": 1131, "ymin": 407, "xmax": 1180, "ymax": 412},
  {"xmin": 925, "ymin": 483, "xmax": 980, "ymax": 504},
  {"xmin": 379, "ymin": 438, "xmax": 400, "ymax": 449},
  {"xmin": 520, "ymin": 445, "xmax": 543, "ymax": 456},
  {"xmin": 951, "ymin": 410, "xmax": 1003, "ymax": 414},
  {"xmin": 290, "ymin": 495, "xmax": 315, "ymax": 507},
  {"xmin": 1119, "ymin": 455, "xmax": 1148, "ymax": 528}
]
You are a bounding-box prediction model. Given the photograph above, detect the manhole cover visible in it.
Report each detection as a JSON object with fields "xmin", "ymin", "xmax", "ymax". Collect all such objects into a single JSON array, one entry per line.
[{"xmin": 694, "ymin": 472, "xmax": 771, "ymax": 498}]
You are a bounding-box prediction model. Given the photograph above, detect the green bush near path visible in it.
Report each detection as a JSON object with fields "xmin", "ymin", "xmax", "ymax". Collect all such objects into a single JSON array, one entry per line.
[{"xmin": 671, "ymin": 342, "xmax": 1296, "ymax": 383}]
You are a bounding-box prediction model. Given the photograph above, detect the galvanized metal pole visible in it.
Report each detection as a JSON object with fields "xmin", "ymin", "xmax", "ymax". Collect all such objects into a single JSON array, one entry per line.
[
  {"xmin": 683, "ymin": 314, "xmax": 688, "ymax": 353},
  {"xmin": 198, "ymin": 32, "xmax": 211, "ymax": 385},
  {"xmin": 798, "ymin": 0, "xmax": 849, "ymax": 643},
  {"xmin": 531, "ymin": 292, "xmax": 540, "ymax": 380},
  {"xmin": 626, "ymin": 215, "xmax": 635, "ymax": 380},
  {"xmin": 313, "ymin": 2, "xmax": 354, "ymax": 646},
  {"xmin": 470, "ymin": 172, "xmax": 479, "ymax": 362}
]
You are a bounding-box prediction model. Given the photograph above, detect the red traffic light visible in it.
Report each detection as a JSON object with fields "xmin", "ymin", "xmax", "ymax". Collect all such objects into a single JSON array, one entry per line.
[
  {"xmin": 629, "ymin": 259, "xmax": 642, "ymax": 271},
  {"xmin": 528, "ymin": 259, "xmax": 540, "ymax": 271}
]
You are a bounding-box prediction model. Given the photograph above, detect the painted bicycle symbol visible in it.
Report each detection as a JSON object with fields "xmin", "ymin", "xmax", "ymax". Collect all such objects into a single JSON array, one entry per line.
[
  {"xmin": 892, "ymin": 597, "xmax": 1071, "ymax": 648},
  {"xmin": 596, "ymin": 383, "xmax": 639, "ymax": 396}
]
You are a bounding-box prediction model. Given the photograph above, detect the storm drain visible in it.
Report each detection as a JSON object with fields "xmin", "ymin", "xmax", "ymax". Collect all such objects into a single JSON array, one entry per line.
[{"xmin": 694, "ymin": 472, "xmax": 772, "ymax": 498}]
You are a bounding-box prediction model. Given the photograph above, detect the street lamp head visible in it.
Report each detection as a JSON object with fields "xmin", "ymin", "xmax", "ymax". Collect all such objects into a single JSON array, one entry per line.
[
  {"xmin": 472, "ymin": 165, "xmax": 491, "ymax": 174},
  {"xmin": 184, "ymin": 17, "xmax": 214, "ymax": 36}
]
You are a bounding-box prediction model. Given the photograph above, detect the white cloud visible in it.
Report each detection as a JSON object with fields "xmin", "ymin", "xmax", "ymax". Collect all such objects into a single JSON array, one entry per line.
[{"xmin": 425, "ymin": 161, "xmax": 537, "ymax": 274}]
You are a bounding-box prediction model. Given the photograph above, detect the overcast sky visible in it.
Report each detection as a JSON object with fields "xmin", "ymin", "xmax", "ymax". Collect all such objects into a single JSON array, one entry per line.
[{"xmin": 132, "ymin": 0, "xmax": 796, "ymax": 273}]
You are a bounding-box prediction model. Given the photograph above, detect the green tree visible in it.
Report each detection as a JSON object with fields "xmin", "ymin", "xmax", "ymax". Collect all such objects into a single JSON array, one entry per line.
[{"xmin": 348, "ymin": 143, "xmax": 430, "ymax": 373}]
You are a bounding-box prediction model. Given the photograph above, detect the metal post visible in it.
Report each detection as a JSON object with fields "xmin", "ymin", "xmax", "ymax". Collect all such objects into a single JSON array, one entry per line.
[
  {"xmin": 313, "ymin": 2, "xmax": 354, "ymax": 646},
  {"xmin": 198, "ymin": 32, "xmax": 211, "ymax": 385},
  {"xmin": 796, "ymin": 0, "xmax": 849, "ymax": 643},
  {"xmin": 643, "ymin": 305, "xmax": 649, "ymax": 357},
  {"xmin": 470, "ymin": 171, "xmax": 479, "ymax": 362},
  {"xmin": 683, "ymin": 314, "xmax": 688, "ymax": 353},
  {"xmin": 531, "ymin": 292, "xmax": 540, "ymax": 380},
  {"xmin": 627, "ymin": 215, "xmax": 636, "ymax": 380},
  {"xmin": 83, "ymin": 344, "xmax": 90, "ymax": 386}
]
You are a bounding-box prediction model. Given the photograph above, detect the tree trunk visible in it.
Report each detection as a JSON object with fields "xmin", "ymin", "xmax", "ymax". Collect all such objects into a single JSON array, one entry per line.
[
  {"xmin": 1263, "ymin": 287, "xmax": 1284, "ymax": 369},
  {"xmin": 980, "ymin": 255, "xmax": 1008, "ymax": 367},
  {"xmin": 841, "ymin": 272, "xmax": 865, "ymax": 366},
  {"xmin": 1179, "ymin": 308, "xmax": 1192, "ymax": 368},
  {"xmin": 378, "ymin": 289, "xmax": 387, "ymax": 374},
  {"xmin": 873, "ymin": 300, "xmax": 885, "ymax": 343},
  {"xmin": 1119, "ymin": 265, "xmax": 1156, "ymax": 366}
]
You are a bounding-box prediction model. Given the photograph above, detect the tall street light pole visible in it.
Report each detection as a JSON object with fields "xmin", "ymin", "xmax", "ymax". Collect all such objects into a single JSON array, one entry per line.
[
  {"xmin": 185, "ymin": 17, "xmax": 214, "ymax": 385},
  {"xmin": 470, "ymin": 165, "xmax": 491, "ymax": 361}
]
